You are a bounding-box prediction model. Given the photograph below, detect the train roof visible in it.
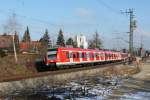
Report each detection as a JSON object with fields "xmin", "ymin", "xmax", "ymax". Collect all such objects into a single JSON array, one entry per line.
[{"xmin": 47, "ymin": 47, "xmax": 127, "ymax": 54}]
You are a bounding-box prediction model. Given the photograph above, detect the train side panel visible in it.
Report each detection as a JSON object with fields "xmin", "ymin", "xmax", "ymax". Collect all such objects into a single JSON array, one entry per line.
[{"xmin": 45, "ymin": 47, "xmax": 128, "ymax": 68}]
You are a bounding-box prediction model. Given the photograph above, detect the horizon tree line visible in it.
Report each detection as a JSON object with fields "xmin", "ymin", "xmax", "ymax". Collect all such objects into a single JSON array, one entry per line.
[
  {"xmin": 14, "ymin": 26, "xmax": 103, "ymax": 50},
  {"xmin": 1, "ymin": 24, "xmax": 103, "ymax": 55}
]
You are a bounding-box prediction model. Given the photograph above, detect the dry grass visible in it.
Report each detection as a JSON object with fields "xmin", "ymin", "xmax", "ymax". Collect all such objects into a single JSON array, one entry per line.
[
  {"xmin": 0, "ymin": 54, "xmax": 38, "ymax": 77},
  {"xmin": 101, "ymin": 64, "xmax": 140, "ymax": 77}
]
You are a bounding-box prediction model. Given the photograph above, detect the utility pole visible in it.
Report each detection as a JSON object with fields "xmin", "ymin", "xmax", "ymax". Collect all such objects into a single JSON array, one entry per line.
[{"xmin": 121, "ymin": 9, "xmax": 136, "ymax": 57}]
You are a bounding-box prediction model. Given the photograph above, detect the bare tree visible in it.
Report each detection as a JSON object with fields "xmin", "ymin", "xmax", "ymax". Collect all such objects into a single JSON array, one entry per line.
[
  {"xmin": 3, "ymin": 13, "xmax": 21, "ymax": 34},
  {"xmin": 3, "ymin": 13, "xmax": 21, "ymax": 62},
  {"xmin": 88, "ymin": 31, "xmax": 103, "ymax": 49}
]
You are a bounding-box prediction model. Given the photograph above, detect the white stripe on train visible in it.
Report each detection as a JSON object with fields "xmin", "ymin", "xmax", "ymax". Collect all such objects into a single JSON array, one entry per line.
[{"xmin": 56, "ymin": 59, "xmax": 122, "ymax": 66}]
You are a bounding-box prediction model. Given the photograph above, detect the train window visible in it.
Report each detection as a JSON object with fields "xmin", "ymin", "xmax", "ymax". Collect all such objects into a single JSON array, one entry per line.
[
  {"xmin": 89, "ymin": 53, "xmax": 91, "ymax": 58},
  {"xmin": 103, "ymin": 53, "xmax": 105, "ymax": 57},
  {"xmin": 66, "ymin": 52, "xmax": 69, "ymax": 58},
  {"xmin": 100, "ymin": 53, "xmax": 104, "ymax": 57},
  {"xmin": 76, "ymin": 52, "xmax": 79, "ymax": 58},
  {"xmin": 90, "ymin": 53, "xmax": 92, "ymax": 58},
  {"xmin": 105, "ymin": 54, "xmax": 107, "ymax": 57},
  {"xmin": 73, "ymin": 53, "xmax": 76, "ymax": 58},
  {"xmin": 106, "ymin": 54, "xmax": 109, "ymax": 57},
  {"xmin": 48, "ymin": 54, "xmax": 57, "ymax": 60},
  {"xmin": 110, "ymin": 54, "xmax": 112, "ymax": 57},
  {"xmin": 96, "ymin": 53, "xmax": 99, "ymax": 57},
  {"xmin": 86, "ymin": 52, "xmax": 90, "ymax": 58},
  {"xmin": 93, "ymin": 53, "xmax": 96, "ymax": 58},
  {"xmin": 79, "ymin": 52, "xmax": 82, "ymax": 58},
  {"xmin": 48, "ymin": 48, "xmax": 57, "ymax": 52},
  {"xmin": 99, "ymin": 53, "xmax": 100, "ymax": 57},
  {"xmin": 82, "ymin": 52, "xmax": 87, "ymax": 58},
  {"xmin": 92, "ymin": 53, "xmax": 94, "ymax": 58},
  {"xmin": 93, "ymin": 53, "xmax": 95, "ymax": 58},
  {"xmin": 85, "ymin": 53, "xmax": 87, "ymax": 58},
  {"xmin": 90, "ymin": 53, "xmax": 93, "ymax": 58},
  {"xmin": 84, "ymin": 53, "xmax": 86, "ymax": 58},
  {"xmin": 99, "ymin": 53, "xmax": 102, "ymax": 57},
  {"xmin": 82, "ymin": 52, "xmax": 84, "ymax": 58},
  {"xmin": 69, "ymin": 52, "xmax": 72, "ymax": 58}
]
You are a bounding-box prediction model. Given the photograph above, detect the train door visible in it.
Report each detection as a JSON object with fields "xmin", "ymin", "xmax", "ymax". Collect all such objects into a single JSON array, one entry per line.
[
  {"xmin": 110, "ymin": 52, "xmax": 112, "ymax": 61},
  {"xmin": 69, "ymin": 51, "xmax": 73, "ymax": 64},
  {"xmin": 94, "ymin": 52, "xmax": 96, "ymax": 61},
  {"xmin": 102, "ymin": 52, "xmax": 105, "ymax": 61},
  {"xmin": 99, "ymin": 52, "xmax": 101, "ymax": 61},
  {"xmin": 82, "ymin": 52, "xmax": 87, "ymax": 62},
  {"xmin": 96, "ymin": 52, "xmax": 99, "ymax": 61},
  {"xmin": 79, "ymin": 51, "xmax": 82, "ymax": 62},
  {"xmin": 115, "ymin": 53, "xmax": 117, "ymax": 60},
  {"xmin": 73, "ymin": 52, "xmax": 79, "ymax": 63},
  {"xmin": 119, "ymin": 53, "xmax": 121, "ymax": 60},
  {"xmin": 105, "ymin": 52, "xmax": 108, "ymax": 61},
  {"xmin": 108, "ymin": 52, "xmax": 111, "ymax": 61},
  {"xmin": 89, "ymin": 52, "xmax": 94, "ymax": 61},
  {"xmin": 113, "ymin": 53, "xmax": 115, "ymax": 60},
  {"xmin": 100, "ymin": 52, "xmax": 104, "ymax": 61},
  {"xmin": 87, "ymin": 52, "xmax": 90, "ymax": 62}
]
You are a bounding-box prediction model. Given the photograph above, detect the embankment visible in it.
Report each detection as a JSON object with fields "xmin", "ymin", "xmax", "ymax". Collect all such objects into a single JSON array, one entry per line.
[
  {"xmin": 132, "ymin": 63, "xmax": 150, "ymax": 80},
  {"xmin": 0, "ymin": 64, "xmax": 139, "ymax": 97}
]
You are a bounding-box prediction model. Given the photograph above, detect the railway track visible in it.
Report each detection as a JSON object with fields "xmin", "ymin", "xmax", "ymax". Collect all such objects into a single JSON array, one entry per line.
[{"xmin": 0, "ymin": 61, "xmax": 124, "ymax": 83}]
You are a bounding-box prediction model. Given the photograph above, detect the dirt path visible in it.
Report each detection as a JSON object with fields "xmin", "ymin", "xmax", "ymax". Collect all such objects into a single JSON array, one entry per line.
[{"xmin": 132, "ymin": 62, "xmax": 150, "ymax": 80}]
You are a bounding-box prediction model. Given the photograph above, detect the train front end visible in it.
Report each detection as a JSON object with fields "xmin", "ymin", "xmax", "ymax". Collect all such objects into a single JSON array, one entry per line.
[{"xmin": 45, "ymin": 48, "xmax": 58, "ymax": 68}]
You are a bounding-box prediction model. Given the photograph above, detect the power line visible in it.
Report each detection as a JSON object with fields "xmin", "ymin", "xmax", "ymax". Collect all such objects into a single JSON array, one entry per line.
[
  {"xmin": 95, "ymin": 0, "xmax": 128, "ymax": 34},
  {"xmin": 0, "ymin": 9, "xmax": 62, "ymax": 28},
  {"xmin": 96, "ymin": 0, "xmax": 121, "ymax": 15}
]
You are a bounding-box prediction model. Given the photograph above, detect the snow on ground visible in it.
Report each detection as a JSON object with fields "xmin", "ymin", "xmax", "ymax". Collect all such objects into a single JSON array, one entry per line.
[
  {"xmin": 3, "ymin": 75, "xmax": 121, "ymax": 100},
  {"xmin": 2, "ymin": 60, "xmax": 150, "ymax": 100},
  {"xmin": 121, "ymin": 91, "xmax": 150, "ymax": 100}
]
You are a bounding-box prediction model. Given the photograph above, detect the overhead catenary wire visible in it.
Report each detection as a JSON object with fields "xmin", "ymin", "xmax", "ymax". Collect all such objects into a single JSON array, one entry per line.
[
  {"xmin": 96, "ymin": 0, "xmax": 121, "ymax": 15},
  {"xmin": 95, "ymin": 0, "xmax": 128, "ymax": 23},
  {"xmin": 0, "ymin": 9, "xmax": 62, "ymax": 28},
  {"xmin": 96, "ymin": 0, "xmax": 132, "ymax": 41},
  {"xmin": 95, "ymin": 0, "xmax": 128, "ymax": 26},
  {"xmin": 0, "ymin": 1, "xmax": 129, "ymax": 40},
  {"xmin": 0, "ymin": 8, "xmax": 65, "ymax": 39}
]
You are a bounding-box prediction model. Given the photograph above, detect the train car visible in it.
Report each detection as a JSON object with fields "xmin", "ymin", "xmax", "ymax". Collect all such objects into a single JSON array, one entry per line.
[
  {"xmin": 44, "ymin": 47, "xmax": 128, "ymax": 68},
  {"xmin": 120, "ymin": 52, "xmax": 128, "ymax": 60}
]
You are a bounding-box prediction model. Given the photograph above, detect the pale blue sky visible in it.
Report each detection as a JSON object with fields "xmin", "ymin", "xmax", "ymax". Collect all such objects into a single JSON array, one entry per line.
[{"xmin": 0, "ymin": 0, "xmax": 150, "ymax": 50}]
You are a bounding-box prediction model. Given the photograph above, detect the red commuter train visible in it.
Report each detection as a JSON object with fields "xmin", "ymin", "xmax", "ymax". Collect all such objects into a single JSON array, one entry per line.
[{"xmin": 44, "ymin": 47, "xmax": 128, "ymax": 68}]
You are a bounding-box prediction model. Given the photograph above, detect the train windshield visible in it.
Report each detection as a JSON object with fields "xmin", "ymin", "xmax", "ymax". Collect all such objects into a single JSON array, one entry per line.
[
  {"xmin": 47, "ymin": 48, "xmax": 57, "ymax": 60},
  {"xmin": 48, "ymin": 54, "xmax": 57, "ymax": 60}
]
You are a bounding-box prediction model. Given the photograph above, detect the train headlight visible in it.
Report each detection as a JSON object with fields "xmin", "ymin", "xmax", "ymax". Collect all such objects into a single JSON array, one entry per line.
[{"xmin": 46, "ymin": 63, "xmax": 49, "ymax": 66}]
